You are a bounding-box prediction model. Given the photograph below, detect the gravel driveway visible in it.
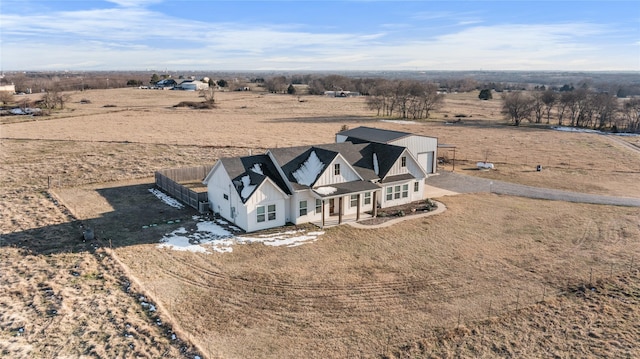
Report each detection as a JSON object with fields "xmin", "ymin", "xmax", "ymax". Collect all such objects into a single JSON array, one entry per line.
[{"xmin": 426, "ymin": 171, "xmax": 640, "ymax": 207}]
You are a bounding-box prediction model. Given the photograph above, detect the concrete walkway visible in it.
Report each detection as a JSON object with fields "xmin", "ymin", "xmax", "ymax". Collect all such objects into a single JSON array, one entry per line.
[{"xmin": 425, "ymin": 171, "xmax": 640, "ymax": 207}]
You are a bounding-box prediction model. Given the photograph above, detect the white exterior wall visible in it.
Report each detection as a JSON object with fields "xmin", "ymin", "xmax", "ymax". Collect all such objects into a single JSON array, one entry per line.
[
  {"xmin": 384, "ymin": 150, "xmax": 424, "ymax": 178},
  {"xmin": 342, "ymin": 192, "xmax": 376, "ymax": 215},
  {"xmin": 290, "ymin": 190, "xmax": 323, "ymax": 225},
  {"xmin": 207, "ymin": 164, "xmax": 235, "ymax": 220},
  {"xmin": 391, "ymin": 136, "xmax": 438, "ymax": 173},
  {"xmin": 244, "ymin": 180, "xmax": 287, "ymax": 232},
  {"xmin": 314, "ymin": 155, "xmax": 360, "ymax": 186},
  {"xmin": 380, "ymin": 180, "xmax": 417, "ymax": 208},
  {"xmin": 207, "ymin": 165, "xmax": 287, "ymax": 232}
]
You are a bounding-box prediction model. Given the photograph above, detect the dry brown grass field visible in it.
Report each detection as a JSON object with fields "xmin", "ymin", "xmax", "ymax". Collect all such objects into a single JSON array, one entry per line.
[{"xmin": 1, "ymin": 88, "xmax": 639, "ymax": 358}]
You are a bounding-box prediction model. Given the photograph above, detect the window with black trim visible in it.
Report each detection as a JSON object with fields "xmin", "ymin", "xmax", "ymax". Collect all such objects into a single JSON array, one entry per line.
[
  {"xmin": 401, "ymin": 156, "xmax": 407, "ymax": 167},
  {"xmin": 299, "ymin": 200, "xmax": 307, "ymax": 216},
  {"xmin": 334, "ymin": 163, "xmax": 341, "ymax": 175},
  {"xmin": 364, "ymin": 192, "xmax": 371, "ymax": 205},
  {"xmin": 350, "ymin": 195, "xmax": 358, "ymax": 207},
  {"xmin": 315, "ymin": 199, "xmax": 322, "ymax": 213},
  {"xmin": 414, "ymin": 181, "xmax": 419, "ymax": 192}
]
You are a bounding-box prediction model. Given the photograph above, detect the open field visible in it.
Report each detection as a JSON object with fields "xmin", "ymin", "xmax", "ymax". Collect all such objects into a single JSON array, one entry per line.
[{"xmin": 1, "ymin": 88, "xmax": 639, "ymax": 358}]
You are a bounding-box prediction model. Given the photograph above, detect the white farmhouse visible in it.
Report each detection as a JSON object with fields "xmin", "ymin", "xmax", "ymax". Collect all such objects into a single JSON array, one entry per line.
[{"xmin": 203, "ymin": 127, "xmax": 436, "ymax": 232}]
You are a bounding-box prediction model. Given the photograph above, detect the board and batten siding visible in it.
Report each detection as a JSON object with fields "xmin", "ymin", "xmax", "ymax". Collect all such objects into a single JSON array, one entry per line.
[
  {"xmin": 390, "ymin": 136, "xmax": 438, "ymax": 173},
  {"xmin": 243, "ymin": 180, "xmax": 287, "ymax": 232},
  {"xmin": 314, "ymin": 155, "xmax": 361, "ymax": 187},
  {"xmin": 384, "ymin": 150, "xmax": 424, "ymax": 178},
  {"xmin": 207, "ymin": 164, "xmax": 234, "ymax": 221},
  {"xmin": 290, "ymin": 191, "xmax": 322, "ymax": 225}
]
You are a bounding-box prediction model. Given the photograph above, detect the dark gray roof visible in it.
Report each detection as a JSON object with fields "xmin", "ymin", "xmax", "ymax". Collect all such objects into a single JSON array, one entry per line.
[
  {"xmin": 337, "ymin": 126, "xmax": 412, "ymax": 144},
  {"xmin": 269, "ymin": 141, "xmax": 412, "ymax": 188},
  {"xmin": 269, "ymin": 145, "xmax": 339, "ymax": 188},
  {"xmin": 380, "ymin": 173, "xmax": 415, "ymax": 184},
  {"xmin": 220, "ymin": 154, "xmax": 291, "ymax": 202}
]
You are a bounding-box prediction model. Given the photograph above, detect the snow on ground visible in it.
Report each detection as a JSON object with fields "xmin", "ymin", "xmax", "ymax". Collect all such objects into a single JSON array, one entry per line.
[
  {"xmin": 148, "ymin": 188, "xmax": 184, "ymax": 209},
  {"xmin": 551, "ymin": 126, "xmax": 639, "ymax": 136},
  {"xmin": 381, "ymin": 119, "xmax": 417, "ymax": 125},
  {"xmin": 158, "ymin": 216, "xmax": 325, "ymax": 254}
]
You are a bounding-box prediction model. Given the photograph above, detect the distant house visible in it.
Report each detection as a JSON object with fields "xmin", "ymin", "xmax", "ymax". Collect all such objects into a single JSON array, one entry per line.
[
  {"xmin": 155, "ymin": 79, "xmax": 177, "ymax": 89},
  {"xmin": 0, "ymin": 83, "xmax": 16, "ymax": 93},
  {"xmin": 177, "ymin": 80, "xmax": 209, "ymax": 91},
  {"xmin": 203, "ymin": 126, "xmax": 436, "ymax": 232}
]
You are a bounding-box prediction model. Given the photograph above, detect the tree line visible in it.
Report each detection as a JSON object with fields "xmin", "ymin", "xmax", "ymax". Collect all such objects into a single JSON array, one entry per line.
[{"xmin": 501, "ymin": 88, "xmax": 639, "ymax": 133}]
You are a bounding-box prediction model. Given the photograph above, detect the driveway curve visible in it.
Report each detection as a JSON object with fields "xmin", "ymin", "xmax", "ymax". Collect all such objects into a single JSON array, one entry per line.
[{"xmin": 426, "ymin": 171, "xmax": 640, "ymax": 207}]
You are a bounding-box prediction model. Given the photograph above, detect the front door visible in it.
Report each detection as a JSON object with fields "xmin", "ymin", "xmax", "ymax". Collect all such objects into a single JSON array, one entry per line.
[{"xmin": 329, "ymin": 198, "xmax": 336, "ymax": 215}]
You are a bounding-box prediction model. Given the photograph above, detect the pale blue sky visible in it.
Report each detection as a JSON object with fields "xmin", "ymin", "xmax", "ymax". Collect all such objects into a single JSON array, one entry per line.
[{"xmin": 1, "ymin": 0, "xmax": 638, "ymax": 71}]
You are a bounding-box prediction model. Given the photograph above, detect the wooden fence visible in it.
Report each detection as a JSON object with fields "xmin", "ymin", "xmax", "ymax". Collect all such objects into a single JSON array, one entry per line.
[{"xmin": 154, "ymin": 165, "xmax": 214, "ymax": 212}]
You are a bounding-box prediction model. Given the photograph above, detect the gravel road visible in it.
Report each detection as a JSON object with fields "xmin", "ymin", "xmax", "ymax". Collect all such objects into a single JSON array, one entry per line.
[{"xmin": 426, "ymin": 171, "xmax": 640, "ymax": 207}]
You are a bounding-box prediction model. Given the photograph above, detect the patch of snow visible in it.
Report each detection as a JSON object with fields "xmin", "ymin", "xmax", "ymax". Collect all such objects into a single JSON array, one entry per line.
[
  {"xmin": 250, "ymin": 163, "xmax": 263, "ymax": 175},
  {"xmin": 381, "ymin": 119, "xmax": 416, "ymax": 125},
  {"xmin": 148, "ymin": 188, "xmax": 184, "ymax": 209},
  {"xmin": 314, "ymin": 186, "xmax": 337, "ymax": 195},
  {"xmin": 292, "ymin": 151, "xmax": 324, "ymax": 186},
  {"xmin": 373, "ymin": 153, "xmax": 379, "ymax": 175},
  {"xmin": 551, "ymin": 126, "xmax": 640, "ymax": 137},
  {"xmin": 240, "ymin": 175, "xmax": 256, "ymax": 200},
  {"xmin": 157, "ymin": 216, "xmax": 325, "ymax": 254},
  {"xmin": 551, "ymin": 126, "xmax": 600, "ymax": 134}
]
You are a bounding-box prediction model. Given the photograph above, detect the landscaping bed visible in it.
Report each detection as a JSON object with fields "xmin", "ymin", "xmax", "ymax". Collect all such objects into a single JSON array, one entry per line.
[{"xmin": 358, "ymin": 199, "xmax": 438, "ymax": 226}]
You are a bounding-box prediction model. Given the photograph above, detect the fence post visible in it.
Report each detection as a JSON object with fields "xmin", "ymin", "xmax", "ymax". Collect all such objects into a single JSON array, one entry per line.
[
  {"xmin": 542, "ymin": 286, "xmax": 545, "ymax": 302},
  {"xmin": 589, "ymin": 268, "xmax": 593, "ymax": 287},
  {"xmin": 515, "ymin": 291, "xmax": 520, "ymax": 313},
  {"xmin": 487, "ymin": 300, "xmax": 492, "ymax": 319}
]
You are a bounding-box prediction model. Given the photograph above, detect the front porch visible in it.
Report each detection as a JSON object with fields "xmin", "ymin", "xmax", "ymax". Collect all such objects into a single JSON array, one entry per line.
[{"xmin": 311, "ymin": 211, "xmax": 375, "ymax": 228}]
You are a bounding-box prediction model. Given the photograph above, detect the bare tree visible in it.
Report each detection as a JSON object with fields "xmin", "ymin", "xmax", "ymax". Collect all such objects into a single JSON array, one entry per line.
[
  {"xmin": 501, "ymin": 91, "xmax": 533, "ymax": 126},
  {"xmin": 541, "ymin": 89, "xmax": 556, "ymax": 124},
  {"xmin": 620, "ymin": 98, "xmax": 640, "ymax": 133},
  {"xmin": 531, "ymin": 90, "xmax": 545, "ymax": 123},
  {"xmin": 199, "ymin": 87, "xmax": 216, "ymax": 104}
]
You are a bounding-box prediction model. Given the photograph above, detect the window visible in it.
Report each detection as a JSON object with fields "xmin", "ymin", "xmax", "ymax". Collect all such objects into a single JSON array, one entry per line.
[
  {"xmin": 364, "ymin": 192, "xmax": 371, "ymax": 205},
  {"xmin": 316, "ymin": 199, "xmax": 322, "ymax": 213},
  {"xmin": 387, "ymin": 185, "xmax": 409, "ymax": 201},
  {"xmin": 414, "ymin": 181, "xmax": 419, "ymax": 192},
  {"xmin": 350, "ymin": 194, "xmax": 358, "ymax": 207},
  {"xmin": 299, "ymin": 200, "xmax": 307, "ymax": 216},
  {"xmin": 257, "ymin": 204, "xmax": 277, "ymax": 222},
  {"xmin": 223, "ymin": 193, "xmax": 229, "ymax": 200},
  {"xmin": 401, "ymin": 156, "xmax": 407, "ymax": 167},
  {"xmin": 257, "ymin": 206, "xmax": 265, "ymax": 222},
  {"xmin": 334, "ymin": 163, "xmax": 341, "ymax": 176},
  {"xmin": 268, "ymin": 204, "xmax": 276, "ymax": 221}
]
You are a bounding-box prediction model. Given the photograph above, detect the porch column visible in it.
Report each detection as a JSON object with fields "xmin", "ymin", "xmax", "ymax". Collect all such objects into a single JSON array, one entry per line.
[
  {"xmin": 338, "ymin": 196, "xmax": 343, "ymax": 224},
  {"xmin": 372, "ymin": 191, "xmax": 378, "ymax": 217},
  {"xmin": 321, "ymin": 199, "xmax": 325, "ymax": 227},
  {"xmin": 356, "ymin": 193, "xmax": 361, "ymax": 221}
]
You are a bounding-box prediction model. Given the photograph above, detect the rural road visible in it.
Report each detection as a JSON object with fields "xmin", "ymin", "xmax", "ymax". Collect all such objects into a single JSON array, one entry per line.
[{"xmin": 425, "ymin": 171, "xmax": 640, "ymax": 207}]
